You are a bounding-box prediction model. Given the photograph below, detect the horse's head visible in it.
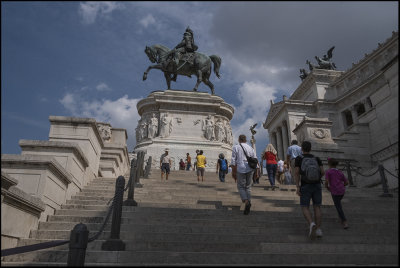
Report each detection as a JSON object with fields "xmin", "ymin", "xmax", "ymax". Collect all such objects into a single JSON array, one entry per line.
[{"xmin": 145, "ymin": 46, "xmax": 157, "ymax": 63}]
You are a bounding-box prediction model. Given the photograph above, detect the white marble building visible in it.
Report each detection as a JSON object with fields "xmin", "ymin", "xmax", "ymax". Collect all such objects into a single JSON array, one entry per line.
[{"xmin": 263, "ymin": 31, "xmax": 398, "ymax": 189}]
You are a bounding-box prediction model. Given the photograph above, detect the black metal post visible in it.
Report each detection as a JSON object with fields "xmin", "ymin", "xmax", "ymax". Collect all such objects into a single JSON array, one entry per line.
[
  {"xmin": 134, "ymin": 151, "xmax": 144, "ymax": 188},
  {"xmin": 144, "ymin": 156, "xmax": 152, "ymax": 178},
  {"xmin": 345, "ymin": 161, "xmax": 356, "ymax": 187},
  {"xmin": 124, "ymin": 158, "xmax": 138, "ymax": 206},
  {"xmin": 378, "ymin": 164, "xmax": 393, "ymax": 197},
  {"xmin": 67, "ymin": 223, "xmax": 89, "ymax": 266},
  {"xmin": 139, "ymin": 151, "xmax": 145, "ymax": 178},
  {"xmin": 101, "ymin": 176, "xmax": 126, "ymax": 251}
]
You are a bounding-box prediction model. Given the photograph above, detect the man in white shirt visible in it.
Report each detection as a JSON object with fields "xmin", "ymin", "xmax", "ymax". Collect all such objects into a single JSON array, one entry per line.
[
  {"xmin": 286, "ymin": 140, "xmax": 302, "ymax": 183},
  {"xmin": 160, "ymin": 148, "xmax": 171, "ymax": 181},
  {"xmin": 231, "ymin": 134, "xmax": 256, "ymax": 215}
]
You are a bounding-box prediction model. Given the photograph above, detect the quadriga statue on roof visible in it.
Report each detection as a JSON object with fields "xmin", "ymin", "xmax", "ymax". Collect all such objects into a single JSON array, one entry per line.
[
  {"xmin": 306, "ymin": 46, "xmax": 337, "ymax": 71},
  {"xmin": 142, "ymin": 27, "xmax": 221, "ymax": 95}
]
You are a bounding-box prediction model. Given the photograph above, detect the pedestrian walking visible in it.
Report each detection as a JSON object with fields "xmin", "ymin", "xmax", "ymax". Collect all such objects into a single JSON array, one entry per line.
[
  {"xmin": 186, "ymin": 153, "xmax": 192, "ymax": 171},
  {"xmin": 325, "ymin": 157, "xmax": 349, "ymax": 229},
  {"xmin": 264, "ymin": 144, "xmax": 278, "ymax": 190},
  {"xmin": 283, "ymin": 161, "xmax": 292, "ymax": 185},
  {"xmin": 294, "ymin": 141, "xmax": 325, "ymax": 240},
  {"xmin": 216, "ymin": 153, "xmax": 228, "ymax": 182},
  {"xmin": 286, "ymin": 140, "xmax": 303, "ymax": 184},
  {"xmin": 160, "ymin": 148, "xmax": 171, "ymax": 181},
  {"xmin": 277, "ymin": 158, "xmax": 285, "ymax": 184},
  {"xmin": 193, "ymin": 150, "xmax": 199, "ymax": 171},
  {"xmin": 196, "ymin": 150, "xmax": 207, "ymax": 182},
  {"xmin": 231, "ymin": 134, "xmax": 256, "ymax": 215}
]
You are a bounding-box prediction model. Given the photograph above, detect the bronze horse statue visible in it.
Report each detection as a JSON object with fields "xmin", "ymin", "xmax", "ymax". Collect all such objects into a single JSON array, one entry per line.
[{"xmin": 143, "ymin": 44, "xmax": 221, "ymax": 95}]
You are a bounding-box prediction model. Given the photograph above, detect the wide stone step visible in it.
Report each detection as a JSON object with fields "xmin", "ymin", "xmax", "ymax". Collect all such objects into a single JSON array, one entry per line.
[
  {"xmin": 3, "ymin": 249, "xmax": 397, "ymax": 265},
  {"xmin": 15, "ymin": 238, "xmax": 398, "ymax": 255},
  {"xmin": 46, "ymin": 214, "xmax": 397, "ymax": 226},
  {"xmin": 28, "ymin": 229, "xmax": 398, "ymax": 245},
  {"xmin": 36, "ymin": 221, "xmax": 397, "ymax": 235}
]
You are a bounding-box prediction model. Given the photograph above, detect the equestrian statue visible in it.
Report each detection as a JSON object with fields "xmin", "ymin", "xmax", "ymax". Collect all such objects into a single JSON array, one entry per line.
[{"xmin": 143, "ymin": 27, "xmax": 221, "ymax": 95}]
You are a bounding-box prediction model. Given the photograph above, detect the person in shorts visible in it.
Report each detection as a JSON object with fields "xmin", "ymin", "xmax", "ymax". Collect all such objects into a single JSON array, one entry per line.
[
  {"xmin": 196, "ymin": 150, "xmax": 206, "ymax": 182},
  {"xmin": 295, "ymin": 141, "xmax": 325, "ymax": 240},
  {"xmin": 160, "ymin": 148, "xmax": 171, "ymax": 181},
  {"xmin": 186, "ymin": 153, "xmax": 192, "ymax": 171},
  {"xmin": 193, "ymin": 150, "xmax": 199, "ymax": 171}
]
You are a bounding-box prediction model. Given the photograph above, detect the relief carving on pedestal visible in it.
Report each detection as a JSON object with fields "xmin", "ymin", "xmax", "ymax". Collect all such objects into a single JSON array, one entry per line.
[
  {"xmin": 147, "ymin": 113, "xmax": 159, "ymax": 139},
  {"xmin": 159, "ymin": 112, "xmax": 173, "ymax": 138},
  {"xmin": 138, "ymin": 119, "xmax": 148, "ymax": 142},
  {"xmin": 97, "ymin": 123, "xmax": 112, "ymax": 142},
  {"xmin": 313, "ymin": 128, "xmax": 327, "ymax": 139},
  {"xmin": 224, "ymin": 121, "xmax": 233, "ymax": 145},
  {"xmin": 202, "ymin": 115, "xmax": 215, "ymax": 141},
  {"xmin": 214, "ymin": 119, "xmax": 225, "ymax": 142}
]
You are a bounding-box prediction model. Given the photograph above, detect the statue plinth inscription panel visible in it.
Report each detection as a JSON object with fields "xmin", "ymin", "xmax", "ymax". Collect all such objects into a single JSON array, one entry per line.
[{"xmin": 134, "ymin": 90, "xmax": 234, "ymax": 170}]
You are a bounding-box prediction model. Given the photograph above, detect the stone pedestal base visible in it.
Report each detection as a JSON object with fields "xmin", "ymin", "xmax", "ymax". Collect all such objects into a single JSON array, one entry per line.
[{"xmin": 134, "ymin": 90, "xmax": 235, "ymax": 170}]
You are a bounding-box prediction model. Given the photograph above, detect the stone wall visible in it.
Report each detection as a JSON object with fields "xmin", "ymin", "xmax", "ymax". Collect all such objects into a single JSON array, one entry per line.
[{"xmin": 1, "ymin": 116, "xmax": 130, "ymax": 249}]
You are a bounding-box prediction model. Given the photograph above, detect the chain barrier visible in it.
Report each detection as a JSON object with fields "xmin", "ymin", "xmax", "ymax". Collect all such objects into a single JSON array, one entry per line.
[{"xmin": 349, "ymin": 165, "xmax": 380, "ymax": 177}]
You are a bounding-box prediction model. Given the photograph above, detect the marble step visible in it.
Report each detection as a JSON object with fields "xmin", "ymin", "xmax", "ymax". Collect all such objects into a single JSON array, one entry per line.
[{"xmin": 3, "ymin": 249, "xmax": 397, "ymax": 265}]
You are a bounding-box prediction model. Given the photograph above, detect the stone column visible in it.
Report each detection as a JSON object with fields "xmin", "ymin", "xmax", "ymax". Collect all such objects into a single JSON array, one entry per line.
[
  {"xmin": 282, "ymin": 122, "xmax": 289, "ymax": 160},
  {"xmin": 276, "ymin": 127, "xmax": 283, "ymax": 160},
  {"xmin": 270, "ymin": 131, "xmax": 277, "ymax": 152}
]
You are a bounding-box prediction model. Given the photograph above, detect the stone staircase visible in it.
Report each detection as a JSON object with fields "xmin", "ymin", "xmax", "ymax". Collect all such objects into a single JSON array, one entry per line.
[{"xmin": 2, "ymin": 170, "xmax": 398, "ymax": 266}]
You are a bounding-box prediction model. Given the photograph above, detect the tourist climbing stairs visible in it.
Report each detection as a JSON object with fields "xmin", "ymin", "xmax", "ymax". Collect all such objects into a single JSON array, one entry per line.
[{"xmin": 2, "ymin": 170, "xmax": 398, "ymax": 266}]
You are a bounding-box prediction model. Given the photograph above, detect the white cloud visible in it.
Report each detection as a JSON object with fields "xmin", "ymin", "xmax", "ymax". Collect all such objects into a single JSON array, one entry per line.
[
  {"xmin": 139, "ymin": 14, "xmax": 156, "ymax": 28},
  {"xmin": 96, "ymin": 82, "xmax": 112, "ymax": 92},
  {"xmin": 79, "ymin": 2, "xmax": 123, "ymax": 24},
  {"xmin": 59, "ymin": 92, "xmax": 141, "ymax": 151},
  {"xmin": 234, "ymin": 81, "xmax": 276, "ymax": 121}
]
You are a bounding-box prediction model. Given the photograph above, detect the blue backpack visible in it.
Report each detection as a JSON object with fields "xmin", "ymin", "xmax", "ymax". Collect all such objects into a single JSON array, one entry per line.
[{"xmin": 220, "ymin": 159, "xmax": 227, "ymax": 171}]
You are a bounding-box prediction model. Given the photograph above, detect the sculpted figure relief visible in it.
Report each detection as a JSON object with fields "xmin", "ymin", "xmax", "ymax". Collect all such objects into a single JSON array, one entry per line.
[
  {"xmin": 202, "ymin": 115, "xmax": 215, "ymax": 141},
  {"xmin": 159, "ymin": 113, "xmax": 173, "ymax": 138},
  {"xmin": 147, "ymin": 113, "xmax": 159, "ymax": 139},
  {"xmin": 97, "ymin": 123, "xmax": 111, "ymax": 142},
  {"xmin": 138, "ymin": 120, "xmax": 148, "ymax": 141},
  {"xmin": 225, "ymin": 122, "xmax": 233, "ymax": 145},
  {"xmin": 214, "ymin": 119, "xmax": 225, "ymax": 142}
]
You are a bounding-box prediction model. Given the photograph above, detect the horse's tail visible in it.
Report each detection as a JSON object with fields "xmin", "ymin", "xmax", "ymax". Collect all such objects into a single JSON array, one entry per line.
[{"xmin": 209, "ymin": 55, "xmax": 221, "ymax": 79}]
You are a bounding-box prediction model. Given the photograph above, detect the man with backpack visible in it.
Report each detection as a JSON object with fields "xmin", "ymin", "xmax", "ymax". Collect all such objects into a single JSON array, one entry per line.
[
  {"xmin": 294, "ymin": 141, "xmax": 325, "ymax": 240},
  {"xmin": 216, "ymin": 153, "xmax": 229, "ymax": 182}
]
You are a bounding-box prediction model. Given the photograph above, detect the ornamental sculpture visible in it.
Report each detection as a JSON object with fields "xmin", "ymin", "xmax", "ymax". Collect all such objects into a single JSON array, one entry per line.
[
  {"xmin": 214, "ymin": 119, "xmax": 225, "ymax": 142},
  {"xmin": 143, "ymin": 27, "xmax": 222, "ymax": 95},
  {"xmin": 159, "ymin": 113, "xmax": 173, "ymax": 138},
  {"xmin": 147, "ymin": 113, "xmax": 159, "ymax": 139},
  {"xmin": 202, "ymin": 115, "xmax": 215, "ymax": 141},
  {"xmin": 97, "ymin": 123, "xmax": 111, "ymax": 142},
  {"xmin": 305, "ymin": 46, "xmax": 337, "ymax": 71}
]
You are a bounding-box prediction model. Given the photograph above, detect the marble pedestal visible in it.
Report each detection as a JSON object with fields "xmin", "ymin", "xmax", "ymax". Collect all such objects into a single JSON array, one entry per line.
[{"xmin": 134, "ymin": 90, "xmax": 235, "ymax": 170}]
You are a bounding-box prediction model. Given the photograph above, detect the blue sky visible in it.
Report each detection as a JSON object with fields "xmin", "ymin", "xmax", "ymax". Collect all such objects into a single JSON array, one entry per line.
[{"xmin": 1, "ymin": 1, "xmax": 398, "ymax": 159}]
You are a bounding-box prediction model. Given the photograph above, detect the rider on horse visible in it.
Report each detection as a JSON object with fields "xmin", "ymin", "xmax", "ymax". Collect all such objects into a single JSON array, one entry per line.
[
  {"xmin": 166, "ymin": 27, "xmax": 198, "ymax": 81},
  {"xmin": 173, "ymin": 27, "xmax": 198, "ymax": 65}
]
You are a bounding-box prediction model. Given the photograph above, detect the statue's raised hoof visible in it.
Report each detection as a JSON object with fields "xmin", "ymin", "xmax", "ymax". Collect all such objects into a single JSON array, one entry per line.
[{"xmin": 143, "ymin": 74, "xmax": 147, "ymax": 81}]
